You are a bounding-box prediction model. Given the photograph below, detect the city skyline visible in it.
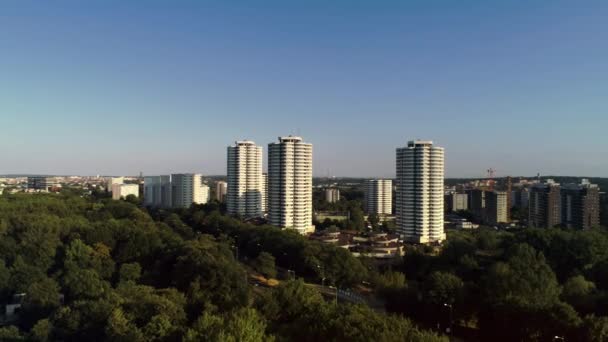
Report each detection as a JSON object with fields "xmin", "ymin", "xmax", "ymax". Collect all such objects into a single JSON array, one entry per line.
[{"xmin": 2, "ymin": 1, "xmax": 608, "ymax": 177}]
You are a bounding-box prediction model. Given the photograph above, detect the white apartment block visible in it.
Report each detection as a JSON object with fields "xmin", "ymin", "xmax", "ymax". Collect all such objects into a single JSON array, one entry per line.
[
  {"xmin": 365, "ymin": 179, "xmax": 392, "ymax": 215},
  {"xmin": 106, "ymin": 177, "xmax": 124, "ymax": 192},
  {"xmin": 227, "ymin": 141, "xmax": 264, "ymax": 218},
  {"xmin": 171, "ymin": 173, "xmax": 209, "ymax": 208},
  {"xmin": 325, "ymin": 188, "xmax": 341, "ymax": 203},
  {"xmin": 215, "ymin": 181, "xmax": 228, "ymax": 202},
  {"xmin": 396, "ymin": 140, "xmax": 445, "ymax": 244},
  {"xmin": 261, "ymin": 173, "xmax": 268, "ymax": 213},
  {"xmin": 144, "ymin": 175, "xmax": 172, "ymax": 208},
  {"xmin": 111, "ymin": 183, "xmax": 139, "ymax": 200},
  {"xmin": 268, "ymin": 136, "xmax": 314, "ymax": 234}
]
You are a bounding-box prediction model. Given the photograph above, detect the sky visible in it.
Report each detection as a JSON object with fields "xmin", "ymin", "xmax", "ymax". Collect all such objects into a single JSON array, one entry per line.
[{"xmin": 1, "ymin": 0, "xmax": 607, "ymax": 178}]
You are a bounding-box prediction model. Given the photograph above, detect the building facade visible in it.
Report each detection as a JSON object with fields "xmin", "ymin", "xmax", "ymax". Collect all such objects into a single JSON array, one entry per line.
[
  {"xmin": 365, "ymin": 179, "xmax": 392, "ymax": 215},
  {"xmin": 215, "ymin": 181, "xmax": 228, "ymax": 202},
  {"xmin": 445, "ymin": 192, "xmax": 468, "ymax": 212},
  {"xmin": 529, "ymin": 180, "xmax": 561, "ymax": 228},
  {"xmin": 171, "ymin": 173, "xmax": 209, "ymax": 208},
  {"xmin": 27, "ymin": 176, "xmax": 58, "ymax": 191},
  {"xmin": 561, "ymin": 179, "xmax": 600, "ymax": 229},
  {"xmin": 227, "ymin": 141, "xmax": 264, "ymax": 218},
  {"xmin": 261, "ymin": 173, "xmax": 268, "ymax": 213},
  {"xmin": 144, "ymin": 175, "xmax": 172, "ymax": 208},
  {"xmin": 325, "ymin": 188, "xmax": 341, "ymax": 203},
  {"xmin": 112, "ymin": 183, "xmax": 139, "ymax": 200},
  {"xmin": 268, "ymin": 136, "xmax": 314, "ymax": 234},
  {"xmin": 396, "ymin": 140, "xmax": 445, "ymax": 244},
  {"xmin": 485, "ymin": 191, "xmax": 509, "ymax": 224},
  {"xmin": 106, "ymin": 177, "xmax": 124, "ymax": 193}
]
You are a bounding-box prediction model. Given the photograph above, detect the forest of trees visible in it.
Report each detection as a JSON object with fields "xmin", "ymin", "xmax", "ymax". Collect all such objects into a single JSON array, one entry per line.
[
  {"xmin": 2, "ymin": 191, "xmax": 608, "ymax": 341},
  {"xmin": 0, "ymin": 193, "xmax": 443, "ymax": 341}
]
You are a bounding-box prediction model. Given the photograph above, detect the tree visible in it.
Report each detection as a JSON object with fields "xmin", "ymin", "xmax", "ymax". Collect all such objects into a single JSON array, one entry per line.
[
  {"xmin": 251, "ymin": 252, "xmax": 277, "ymax": 279},
  {"xmin": 348, "ymin": 203, "xmax": 366, "ymax": 231},
  {"xmin": 118, "ymin": 262, "xmax": 142, "ymax": 283},
  {"xmin": 368, "ymin": 213, "xmax": 380, "ymax": 230},
  {"xmin": 583, "ymin": 315, "xmax": 608, "ymax": 342},
  {"xmin": 185, "ymin": 308, "xmax": 272, "ymax": 342},
  {"xmin": 424, "ymin": 271, "xmax": 464, "ymax": 306},
  {"xmin": 29, "ymin": 319, "xmax": 53, "ymax": 342}
]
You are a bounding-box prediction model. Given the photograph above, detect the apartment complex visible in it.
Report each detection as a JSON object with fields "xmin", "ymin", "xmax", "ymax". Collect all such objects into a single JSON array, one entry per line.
[
  {"xmin": 529, "ymin": 180, "xmax": 562, "ymax": 228},
  {"xmin": 267, "ymin": 136, "xmax": 314, "ymax": 234},
  {"xmin": 365, "ymin": 179, "xmax": 392, "ymax": 215},
  {"xmin": 445, "ymin": 192, "xmax": 468, "ymax": 212},
  {"xmin": 27, "ymin": 176, "xmax": 58, "ymax": 191},
  {"xmin": 171, "ymin": 174, "xmax": 209, "ymax": 208},
  {"xmin": 215, "ymin": 181, "xmax": 228, "ymax": 202},
  {"xmin": 396, "ymin": 140, "xmax": 445, "ymax": 244},
  {"xmin": 261, "ymin": 173, "xmax": 268, "ymax": 213},
  {"xmin": 111, "ymin": 183, "xmax": 139, "ymax": 200},
  {"xmin": 485, "ymin": 191, "xmax": 509, "ymax": 224},
  {"xmin": 227, "ymin": 141, "xmax": 264, "ymax": 218},
  {"xmin": 561, "ymin": 179, "xmax": 600, "ymax": 229},
  {"xmin": 106, "ymin": 177, "xmax": 124, "ymax": 192},
  {"xmin": 325, "ymin": 188, "xmax": 341, "ymax": 203},
  {"xmin": 144, "ymin": 175, "xmax": 173, "ymax": 208}
]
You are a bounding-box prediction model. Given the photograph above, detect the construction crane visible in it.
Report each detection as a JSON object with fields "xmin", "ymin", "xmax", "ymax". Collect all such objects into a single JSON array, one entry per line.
[{"xmin": 486, "ymin": 168, "xmax": 496, "ymax": 191}]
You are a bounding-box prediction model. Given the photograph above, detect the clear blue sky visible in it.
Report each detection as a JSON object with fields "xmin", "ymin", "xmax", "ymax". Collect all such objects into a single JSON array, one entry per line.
[{"xmin": 1, "ymin": 1, "xmax": 607, "ymax": 178}]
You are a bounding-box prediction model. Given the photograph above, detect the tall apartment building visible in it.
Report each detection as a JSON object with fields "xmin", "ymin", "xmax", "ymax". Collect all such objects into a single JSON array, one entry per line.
[
  {"xmin": 365, "ymin": 179, "xmax": 392, "ymax": 215},
  {"xmin": 511, "ymin": 188, "xmax": 530, "ymax": 208},
  {"xmin": 529, "ymin": 180, "xmax": 561, "ymax": 228},
  {"xmin": 445, "ymin": 192, "xmax": 468, "ymax": 212},
  {"xmin": 215, "ymin": 181, "xmax": 228, "ymax": 202},
  {"xmin": 227, "ymin": 141, "xmax": 264, "ymax": 218},
  {"xmin": 561, "ymin": 179, "xmax": 600, "ymax": 229},
  {"xmin": 466, "ymin": 189, "xmax": 486, "ymax": 219},
  {"xmin": 144, "ymin": 175, "xmax": 172, "ymax": 208},
  {"xmin": 112, "ymin": 183, "xmax": 139, "ymax": 200},
  {"xmin": 27, "ymin": 176, "xmax": 58, "ymax": 191},
  {"xmin": 268, "ymin": 136, "xmax": 314, "ymax": 234},
  {"xmin": 396, "ymin": 140, "xmax": 445, "ymax": 244},
  {"xmin": 485, "ymin": 191, "xmax": 509, "ymax": 224},
  {"xmin": 171, "ymin": 174, "xmax": 209, "ymax": 208},
  {"xmin": 106, "ymin": 177, "xmax": 124, "ymax": 192},
  {"xmin": 261, "ymin": 173, "xmax": 268, "ymax": 213},
  {"xmin": 325, "ymin": 188, "xmax": 341, "ymax": 203}
]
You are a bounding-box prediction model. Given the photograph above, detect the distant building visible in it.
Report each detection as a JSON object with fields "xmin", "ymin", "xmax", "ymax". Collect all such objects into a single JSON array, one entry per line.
[
  {"xmin": 144, "ymin": 176, "xmax": 172, "ymax": 208},
  {"xmin": 511, "ymin": 188, "xmax": 530, "ymax": 208},
  {"xmin": 325, "ymin": 188, "xmax": 341, "ymax": 203},
  {"xmin": 227, "ymin": 141, "xmax": 264, "ymax": 218},
  {"xmin": 466, "ymin": 189, "xmax": 486, "ymax": 219},
  {"xmin": 485, "ymin": 191, "xmax": 509, "ymax": 224},
  {"xmin": 396, "ymin": 140, "xmax": 445, "ymax": 244},
  {"xmin": 365, "ymin": 179, "xmax": 392, "ymax": 215},
  {"xmin": 112, "ymin": 183, "xmax": 139, "ymax": 200},
  {"xmin": 445, "ymin": 193, "xmax": 468, "ymax": 212},
  {"xmin": 106, "ymin": 177, "xmax": 124, "ymax": 193},
  {"xmin": 215, "ymin": 181, "xmax": 228, "ymax": 202},
  {"xmin": 529, "ymin": 179, "xmax": 561, "ymax": 228},
  {"xmin": 171, "ymin": 174, "xmax": 209, "ymax": 208},
  {"xmin": 268, "ymin": 136, "xmax": 314, "ymax": 234},
  {"xmin": 561, "ymin": 179, "xmax": 600, "ymax": 229},
  {"xmin": 27, "ymin": 176, "xmax": 58, "ymax": 192}
]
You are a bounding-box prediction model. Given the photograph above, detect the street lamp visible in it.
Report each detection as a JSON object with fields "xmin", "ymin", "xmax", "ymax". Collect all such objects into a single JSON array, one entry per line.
[
  {"xmin": 316, "ymin": 265, "xmax": 326, "ymax": 287},
  {"xmin": 553, "ymin": 336, "xmax": 565, "ymax": 342},
  {"xmin": 443, "ymin": 303, "xmax": 453, "ymax": 334},
  {"xmin": 287, "ymin": 269, "xmax": 296, "ymax": 280}
]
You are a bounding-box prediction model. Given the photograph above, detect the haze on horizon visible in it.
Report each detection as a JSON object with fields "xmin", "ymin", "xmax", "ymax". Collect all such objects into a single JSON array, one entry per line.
[{"xmin": 1, "ymin": 1, "xmax": 607, "ymax": 178}]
